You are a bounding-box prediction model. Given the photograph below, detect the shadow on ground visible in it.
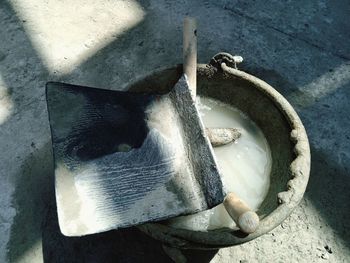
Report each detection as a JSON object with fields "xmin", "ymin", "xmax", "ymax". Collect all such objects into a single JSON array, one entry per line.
[
  {"xmin": 7, "ymin": 142, "xmax": 53, "ymax": 262},
  {"xmin": 7, "ymin": 142, "xmax": 172, "ymax": 263},
  {"xmin": 42, "ymin": 200, "xmax": 218, "ymax": 262},
  {"xmin": 42, "ymin": 200, "xmax": 172, "ymax": 263},
  {"xmin": 306, "ymin": 145, "xmax": 350, "ymax": 247}
]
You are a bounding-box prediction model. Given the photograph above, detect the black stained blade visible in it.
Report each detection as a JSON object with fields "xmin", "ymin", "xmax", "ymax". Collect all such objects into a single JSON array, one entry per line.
[{"xmin": 46, "ymin": 78, "xmax": 224, "ymax": 237}]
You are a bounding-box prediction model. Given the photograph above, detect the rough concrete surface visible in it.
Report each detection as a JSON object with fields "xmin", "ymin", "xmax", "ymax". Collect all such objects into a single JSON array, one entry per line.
[{"xmin": 0, "ymin": 0, "xmax": 349, "ymax": 262}]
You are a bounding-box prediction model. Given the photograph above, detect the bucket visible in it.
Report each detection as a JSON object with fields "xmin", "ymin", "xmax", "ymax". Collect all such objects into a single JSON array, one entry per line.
[{"xmin": 127, "ymin": 53, "xmax": 310, "ymax": 249}]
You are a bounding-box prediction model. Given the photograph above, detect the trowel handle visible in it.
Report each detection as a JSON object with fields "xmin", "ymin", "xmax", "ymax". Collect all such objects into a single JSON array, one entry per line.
[
  {"xmin": 183, "ymin": 17, "xmax": 197, "ymax": 100},
  {"xmin": 223, "ymin": 192, "xmax": 259, "ymax": 234}
]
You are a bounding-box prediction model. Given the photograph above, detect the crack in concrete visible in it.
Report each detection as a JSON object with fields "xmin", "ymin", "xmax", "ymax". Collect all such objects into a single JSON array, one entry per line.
[{"xmin": 222, "ymin": 5, "xmax": 350, "ymax": 61}]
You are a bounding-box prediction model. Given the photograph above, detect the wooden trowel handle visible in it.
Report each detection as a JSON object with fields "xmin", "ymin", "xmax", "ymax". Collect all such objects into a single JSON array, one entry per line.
[
  {"xmin": 223, "ymin": 192, "xmax": 259, "ymax": 234},
  {"xmin": 183, "ymin": 17, "xmax": 197, "ymax": 100}
]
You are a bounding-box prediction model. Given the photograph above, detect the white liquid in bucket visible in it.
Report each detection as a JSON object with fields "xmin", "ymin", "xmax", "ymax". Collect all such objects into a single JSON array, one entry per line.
[{"xmin": 167, "ymin": 96, "xmax": 272, "ymax": 231}]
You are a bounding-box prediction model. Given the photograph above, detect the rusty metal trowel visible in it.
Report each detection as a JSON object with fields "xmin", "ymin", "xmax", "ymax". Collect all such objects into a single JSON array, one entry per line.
[{"xmin": 47, "ymin": 18, "xmax": 258, "ymax": 237}]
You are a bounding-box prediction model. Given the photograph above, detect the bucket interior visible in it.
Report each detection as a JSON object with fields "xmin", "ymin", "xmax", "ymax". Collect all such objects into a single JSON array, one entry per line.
[
  {"xmin": 129, "ymin": 64, "xmax": 294, "ymax": 220},
  {"xmin": 130, "ymin": 63, "xmax": 310, "ymax": 248}
]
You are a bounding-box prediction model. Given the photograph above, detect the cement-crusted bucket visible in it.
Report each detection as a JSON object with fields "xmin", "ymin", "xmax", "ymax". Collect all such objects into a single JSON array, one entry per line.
[{"xmin": 127, "ymin": 53, "xmax": 310, "ymax": 249}]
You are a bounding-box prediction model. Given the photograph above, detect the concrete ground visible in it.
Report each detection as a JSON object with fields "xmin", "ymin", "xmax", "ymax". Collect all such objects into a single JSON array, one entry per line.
[{"xmin": 0, "ymin": 0, "xmax": 349, "ymax": 262}]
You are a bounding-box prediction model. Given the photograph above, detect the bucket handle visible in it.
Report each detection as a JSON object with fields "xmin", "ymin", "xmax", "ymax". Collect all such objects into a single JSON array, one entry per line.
[{"xmin": 209, "ymin": 52, "xmax": 243, "ymax": 70}]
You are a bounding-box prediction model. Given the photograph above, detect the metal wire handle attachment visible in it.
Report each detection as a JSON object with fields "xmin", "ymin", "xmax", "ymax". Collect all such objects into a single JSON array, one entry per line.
[{"xmin": 209, "ymin": 52, "xmax": 243, "ymax": 69}]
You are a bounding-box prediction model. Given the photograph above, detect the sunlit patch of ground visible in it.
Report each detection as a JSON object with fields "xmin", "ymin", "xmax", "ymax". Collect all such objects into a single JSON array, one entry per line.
[{"xmin": 10, "ymin": 0, "xmax": 145, "ymax": 74}]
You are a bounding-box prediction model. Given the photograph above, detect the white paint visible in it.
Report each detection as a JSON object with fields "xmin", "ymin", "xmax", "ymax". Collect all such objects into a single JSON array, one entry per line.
[
  {"xmin": 10, "ymin": 0, "xmax": 145, "ymax": 74},
  {"xmin": 55, "ymin": 162, "xmax": 96, "ymax": 236},
  {"xmin": 168, "ymin": 96, "xmax": 272, "ymax": 230}
]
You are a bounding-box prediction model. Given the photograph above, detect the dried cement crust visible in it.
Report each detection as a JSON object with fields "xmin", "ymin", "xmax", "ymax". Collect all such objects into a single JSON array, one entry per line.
[{"xmin": 128, "ymin": 62, "xmax": 310, "ymax": 249}]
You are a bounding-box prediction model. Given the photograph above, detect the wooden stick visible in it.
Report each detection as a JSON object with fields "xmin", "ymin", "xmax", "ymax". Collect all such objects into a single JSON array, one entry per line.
[
  {"xmin": 183, "ymin": 18, "xmax": 258, "ymax": 234},
  {"xmin": 205, "ymin": 128, "xmax": 241, "ymax": 147},
  {"xmin": 183, "ymin": 17, "xmax": 197, "ymax": 101},
  {"xmin": 224, "ymin": 192, "xmax": 259, "ymax": 234}
]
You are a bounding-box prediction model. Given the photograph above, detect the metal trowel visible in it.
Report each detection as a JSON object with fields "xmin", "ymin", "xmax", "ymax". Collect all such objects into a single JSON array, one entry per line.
[
  {"xmin": 47, "ymin": 74, "xmax": 226, "ymax": 236},
  {"xmin": 46, "ymin": 18, "xmax": 259, "ymax": 237}
]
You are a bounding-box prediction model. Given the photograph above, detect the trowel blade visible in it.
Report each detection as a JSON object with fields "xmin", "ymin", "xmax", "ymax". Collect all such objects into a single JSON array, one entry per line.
[{"xmin": 46, "ymin": 76, "xmax": 224, "ymax": 237}]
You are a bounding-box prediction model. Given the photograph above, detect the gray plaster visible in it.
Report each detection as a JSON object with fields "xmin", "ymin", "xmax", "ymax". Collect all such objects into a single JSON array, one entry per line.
[{"xmin": 0, "ymin": 0, "xmax": 349, "ymax": 262}]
